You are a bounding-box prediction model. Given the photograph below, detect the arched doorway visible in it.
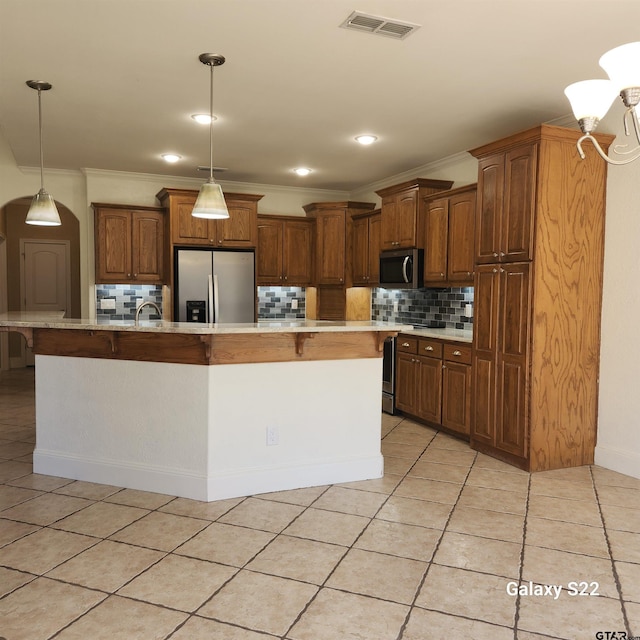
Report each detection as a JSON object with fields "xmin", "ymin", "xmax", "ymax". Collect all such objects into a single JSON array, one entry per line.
[{"xmin": 0, "ymin": 197, "xmax": 81, "ymax": 369}]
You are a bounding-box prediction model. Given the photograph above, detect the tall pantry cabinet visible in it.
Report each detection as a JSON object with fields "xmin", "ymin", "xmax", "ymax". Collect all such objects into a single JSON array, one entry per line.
[{"xmin": 469, "ymin": 124, "xmax": 613, "ymax": 472}]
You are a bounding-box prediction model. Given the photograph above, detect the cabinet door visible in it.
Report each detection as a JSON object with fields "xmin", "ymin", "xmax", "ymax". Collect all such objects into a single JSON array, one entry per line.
[
  {"xmin": 380, "ymin": 196, "xmax": 398, "ymax": 251},
  {"xmin": 95, "ymin": 208, "xmax": 132, "ymax": 283},
  {"xmin": 173, "ymin": 197, "xmax": 211, "ymax": 245},
  {"xmin": 423, "ymin": 198, "xmax": 448, "ymax": 283},
  {"xmin": 395, "ymin": 190, "xmax": 418, "ymax": 248},
  {"xmin": 283, "ymin": 220, "xmax": 313, "ymax": 285},
  {"xmin": 351, "ymin": 216, "xmax": 370, "ymax": 285},
  {"xmin": 502, "ymin": 144, "xmax": 537, "ymax": 262},
  {"xmin": 475, "ymin": 154, "xmax": 504, "ymax": 264},
  {"xmin": 216, "ymin": 202, "xmax": 257, "ymax": 248},
  {"xmin": 257, "ymin": 218, "xmax": 283, "ymax": 285},
  {"xmin": 447, "ymin": 189, "xmax": 476, "ymax": 283},
  {"xmin": 315, "ymin": 210, "xmax": 345, "ymax": 284},
  {"xmin": 417, "ymin": 356, "xmax": 442, "ymax": 423},
  {"xmin": 442, "ymin": 361, "xmax": 471, "ymax": 435},
  {"xmin": 471, "ymin": 265, "xmax": 500, "ymax": 447},
  {"xmin": 395, "ymin": 353, "xmax": 419, "ymax": 415},
  {"xmin": 368, "ymin": 213, "xmax": 381, "ymax": 285},
  {"xmin": 495, "ymin": 262, "xmax": 531, "ymax": 458},
  {"xmin": 131, "ymin": 211, "xmax": 164, "ymax": 283}
]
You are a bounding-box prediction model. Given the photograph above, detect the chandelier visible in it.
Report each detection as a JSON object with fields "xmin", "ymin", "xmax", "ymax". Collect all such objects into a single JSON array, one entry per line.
[{"xmin": 564, "ymin": 42, "xmax": 640, "ymax": 165}]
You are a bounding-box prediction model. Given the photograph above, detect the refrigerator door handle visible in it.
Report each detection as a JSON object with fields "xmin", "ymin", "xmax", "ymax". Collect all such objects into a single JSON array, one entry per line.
[
  {"xmin": 207, "ymin": 274, "xmax": 214, "ymax": 323},
  {"xmin": 212, "ymin": 274, "xmax": 220, "ymax": 323}
]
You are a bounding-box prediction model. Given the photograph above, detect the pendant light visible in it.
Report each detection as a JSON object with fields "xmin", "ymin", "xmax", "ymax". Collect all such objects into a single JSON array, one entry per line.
[
  {"xmin": 25, "ymin": 80, "xmax": 61, "ymax": 226},
  {"xmin": 192, "ymin": 53, "xmax": 229, "ymax": 220}
]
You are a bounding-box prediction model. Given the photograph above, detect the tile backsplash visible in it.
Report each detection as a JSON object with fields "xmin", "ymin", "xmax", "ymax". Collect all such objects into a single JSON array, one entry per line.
[
  {"xmin": 96, "ymin": 284, "xmax": 163, "ymax": 321},
  {"xmin": 95, "ymin": 284, "xmax": 467, "ymax": 327},
  {"xmin": 257, "ymin": 287, "xmax": 306, "ymax": 320},
  {"xmin": 96, "ymin": 284, "xmax": 306, "ymax": 321},
  {"xmin": 372, "ymin": 287, "xmax": 474, "ymax": 329}
]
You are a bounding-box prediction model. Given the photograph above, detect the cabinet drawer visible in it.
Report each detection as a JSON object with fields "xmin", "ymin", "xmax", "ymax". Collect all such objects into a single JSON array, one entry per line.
[
  {"xmin": 397, "ymin": 336, "xmax": 418, "ymax": 354},
  {"xmin": 418, "ymin": 339, "xmax": 443, "ymax": 358},
  {"xmin": 444, "ymin": 343, "xmax": 472, "ymax": 365}
]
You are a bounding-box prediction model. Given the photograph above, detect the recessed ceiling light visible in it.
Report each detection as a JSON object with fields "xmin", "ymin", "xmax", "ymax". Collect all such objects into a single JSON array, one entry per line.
[
  {"xmin": 355, "ymin": 135, "xmax": 378, "ymax": 145},
  {"xmin": 191, "ymin": 114, "xmax": 217, "ymax": 124},
  {"xmin": 294, "ymin": 168, "xmax": 312, "ymax": 176},
  {"xmin": 161, "ymin": 153, "xmax": 182, "ymax": 163}
]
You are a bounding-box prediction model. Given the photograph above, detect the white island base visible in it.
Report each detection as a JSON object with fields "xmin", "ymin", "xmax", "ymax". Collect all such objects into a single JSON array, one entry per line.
[{"xmin": 34, "ymin": 353, "xmax": 383, "ymax": 501}]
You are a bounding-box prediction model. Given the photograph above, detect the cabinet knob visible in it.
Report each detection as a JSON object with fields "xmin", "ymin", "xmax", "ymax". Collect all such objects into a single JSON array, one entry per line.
[
  {"xmin": 452, "ymin": 350, "xmax": 462, "ymax": 356},
  {"xmin": 284, "ymin": 276, "xmax": 288, "ymax": 281},
  {"xmin": 492, "ymin": 268, "xmax": 498, "ymax": 273},
  {"xmin": 210, "ymin": 239, "xmax": 214, "ymax": 243},
  {"xmin": 500, "ymin": 251, "xmax": 505, "ymax": 257},
  {"xmin": 493, "ymin": 252, "xmax": 498, "ymax": 257},
  {"xmin": 127, "ymin": 273, "xmax": 131, "ymax": 278},
  {"xmin": 424, "ymin": 345, "xmax": 434, "ymax": 351},
  {"xmin": 219, "ymin": 240, "xmax": 223, "ymax": 244},
  {"xmin": 133, "ymin": 273, "xmax": 137, "ymax": 278},
  {"xmin": 440, "ymin": 273, "xmax": 445, "ymax": 277},
  {"xmin": 500, "ymin": 268, "xmax": 505, "ymax": 273},
  {"xmin": 467, "ymin": 271, "xmax": 472, "ymax": 277}
]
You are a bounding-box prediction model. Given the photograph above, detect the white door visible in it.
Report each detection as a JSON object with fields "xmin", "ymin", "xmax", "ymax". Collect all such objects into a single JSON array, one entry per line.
[{"xmin": 20, "ymin": 239, "xmax": 71, "ymax": 365}]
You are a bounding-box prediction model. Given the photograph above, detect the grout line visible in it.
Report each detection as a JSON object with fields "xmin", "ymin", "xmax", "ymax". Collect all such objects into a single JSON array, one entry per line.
[
  {"xmin": 590, "ymin": 465, "xmax": 633, "ymax": 639},
  {"xmin": 512, "ymin": 469, "xmax": 532, "ymax": 640}
]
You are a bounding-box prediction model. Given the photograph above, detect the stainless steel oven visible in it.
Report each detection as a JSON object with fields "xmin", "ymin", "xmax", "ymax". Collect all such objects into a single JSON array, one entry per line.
[{"xmin": 382, "ymin": 336, "xmax": 396, "ymax": 414}]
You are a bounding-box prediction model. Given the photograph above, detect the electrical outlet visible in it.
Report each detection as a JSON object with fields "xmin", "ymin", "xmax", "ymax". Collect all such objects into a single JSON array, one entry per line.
[
  {"xmin": 464, "ymin": 303, "xmax": 473, "ymax": 318},
  {"xmin": 266, "ymin": 426, "xmax": 279, "ymax": 446},
  {"xmin": 393, "ymin": 300, "xmax": 399, "ymax": 312},
  {"xmin": 291, "ymin": 298, "xmax": 298, "ymax": 310},
  {"xmin": 100, "ymin": 298, "xmax": 116, "ymax": 310}
]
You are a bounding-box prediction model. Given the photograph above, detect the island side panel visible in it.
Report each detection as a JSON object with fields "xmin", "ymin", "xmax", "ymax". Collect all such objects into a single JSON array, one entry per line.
[
  {"xmin": 33, "ymin": 355, "xmax": 211, "ymax": 500},
  {"xmin": 205, "ymin": 358, "xmax": 384, "ymax": 501}
]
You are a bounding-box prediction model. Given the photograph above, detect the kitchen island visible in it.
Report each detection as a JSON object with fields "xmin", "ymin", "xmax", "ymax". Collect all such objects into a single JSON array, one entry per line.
[{"xmin": 0, "ymin": 314, "xmax": 411, "ymax": 501}]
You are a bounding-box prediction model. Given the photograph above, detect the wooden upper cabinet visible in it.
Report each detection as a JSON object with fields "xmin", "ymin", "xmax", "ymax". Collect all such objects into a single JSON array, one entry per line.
[
  {"xmin": 475, "ymin": 143, "xmax": 537, "ymax": 264},
  {"xmin": 257, "ymin": 215, "xmax": 313, "ymax": 286},
  {"xmin": 303, "ymin": 201, "xmax": 376, "ymax": 286},
  {"xmin": 156, "ymin": 188, "xmax": 262, "ymax": 248},
  {"xmin": 376, "ymin": 178, "xmax": 454, "ymax": 251},
  {"xmin": 351, "ymin": 209, "xmax": 381, "ymax": 286},
  {"xmin": 93, "ymin": 203, "xmax": 165, "ymax": 284},
  {"xmin": 423, "ymin": 185, "xmax": 476, "ymax": 285}
]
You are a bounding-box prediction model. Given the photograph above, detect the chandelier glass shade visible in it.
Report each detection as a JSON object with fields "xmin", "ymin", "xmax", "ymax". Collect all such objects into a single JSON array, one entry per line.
[{"xmin": 565, "ymin": 42, "xmax": 640, "ymax": 165}]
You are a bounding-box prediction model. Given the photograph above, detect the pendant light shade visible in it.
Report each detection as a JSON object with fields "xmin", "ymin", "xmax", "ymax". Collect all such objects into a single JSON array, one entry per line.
[
  {"xmin": 25, "ymin": 80, "xmax": 61, "ymax": 226},
  {"xmin": 193, "ymin": 53, "xmax": 229, "ymax": 220},
  {"xmin": 26, "ymin": 188, "xmax": 62, "ymax": 226},
  {"xmin": 192, "ymin": 179, "xmax": 228, "ymax": 219}
]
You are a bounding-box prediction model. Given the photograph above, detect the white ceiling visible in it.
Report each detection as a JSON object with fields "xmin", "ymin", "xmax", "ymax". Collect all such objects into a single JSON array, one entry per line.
[{"xmin": 1, "ymin": 0, "xmax": 639, "ymax": 192}]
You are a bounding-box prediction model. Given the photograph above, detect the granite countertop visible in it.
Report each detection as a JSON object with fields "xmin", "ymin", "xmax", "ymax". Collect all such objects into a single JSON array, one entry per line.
[
  {"xmin": 400, "ymin": 326, "xmax": 473, "ymax": 344},
  {"xmin": 0, "ymin": 313, "xmax": 413, "ymax": 335}
]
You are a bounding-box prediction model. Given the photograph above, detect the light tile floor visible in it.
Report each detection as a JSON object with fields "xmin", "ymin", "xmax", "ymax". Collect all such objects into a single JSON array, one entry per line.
[{"xmin": 1, "ymin": 367, "xmax": 639, "ymax": 639}]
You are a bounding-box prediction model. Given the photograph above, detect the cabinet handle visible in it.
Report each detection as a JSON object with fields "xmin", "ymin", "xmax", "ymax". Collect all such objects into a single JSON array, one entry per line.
[
  {"xmin": 401, "ymin": 342, "xmax": 410, "ymax": 347},
  {"xmin": 452, "ymin": 350, "xmax": 462, "ymax": 356},
  {"xmin": 424, "ymin": 345, "xmax": 434, "ymax": 351}
]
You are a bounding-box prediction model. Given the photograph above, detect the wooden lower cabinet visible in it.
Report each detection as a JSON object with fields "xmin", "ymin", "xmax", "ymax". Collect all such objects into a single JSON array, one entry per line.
[{"xmin": 395, "ymin": 335, "xmax": 471, "ymax": 436}]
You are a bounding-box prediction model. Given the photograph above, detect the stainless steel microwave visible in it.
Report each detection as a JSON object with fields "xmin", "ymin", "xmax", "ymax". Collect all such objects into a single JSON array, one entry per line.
[{"xmin": 379, "ymin": 248, "xmax": 424, "ymax": 289}]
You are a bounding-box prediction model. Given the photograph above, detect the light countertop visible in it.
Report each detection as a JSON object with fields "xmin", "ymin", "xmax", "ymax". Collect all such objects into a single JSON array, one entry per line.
[
  {"xmin": 0, "ymin": 313, "xmax": 413, "ymax": 335},
  {"xmin": 400, "ymin": 326, "xmax": 473, "ymax": 344}
]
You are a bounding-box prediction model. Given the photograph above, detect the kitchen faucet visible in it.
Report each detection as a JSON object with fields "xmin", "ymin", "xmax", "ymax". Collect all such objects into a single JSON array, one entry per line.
[{"xmin": 135, "ymin": 301, "xmax": 163, "ymax": 324}]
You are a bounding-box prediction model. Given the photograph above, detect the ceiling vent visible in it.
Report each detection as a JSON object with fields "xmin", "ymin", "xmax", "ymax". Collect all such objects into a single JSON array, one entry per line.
[{"xmin": 339, "ymin": 11, "xmax": 420, "ymax": 40}]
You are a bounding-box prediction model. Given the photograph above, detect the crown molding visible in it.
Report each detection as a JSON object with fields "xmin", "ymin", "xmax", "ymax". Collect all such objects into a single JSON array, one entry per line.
[{"xmin": 18, "ymin": 165, "xmax": 83, "ymax": 178}]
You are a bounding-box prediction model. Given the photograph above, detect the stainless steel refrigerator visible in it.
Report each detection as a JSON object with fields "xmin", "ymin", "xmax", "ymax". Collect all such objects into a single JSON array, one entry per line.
[{"xmin": 174, "ymin": 248, "xmax": 256, "ymax": 323}]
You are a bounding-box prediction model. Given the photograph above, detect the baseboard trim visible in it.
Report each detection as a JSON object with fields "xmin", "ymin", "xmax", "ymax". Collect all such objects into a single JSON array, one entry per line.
[
  {"xmin": 594, "ymin": 444, "xmax": 640, "ymax": 480},
  {"xmin": 34, "ymin": 449, "xmax": 384, "ymax": 502}
]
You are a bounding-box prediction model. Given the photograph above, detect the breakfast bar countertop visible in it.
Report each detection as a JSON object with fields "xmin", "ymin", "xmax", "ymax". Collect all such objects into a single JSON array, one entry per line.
[{"xmin": 0, "ymin": 312, "xmax": 413, "ymax": 335}]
